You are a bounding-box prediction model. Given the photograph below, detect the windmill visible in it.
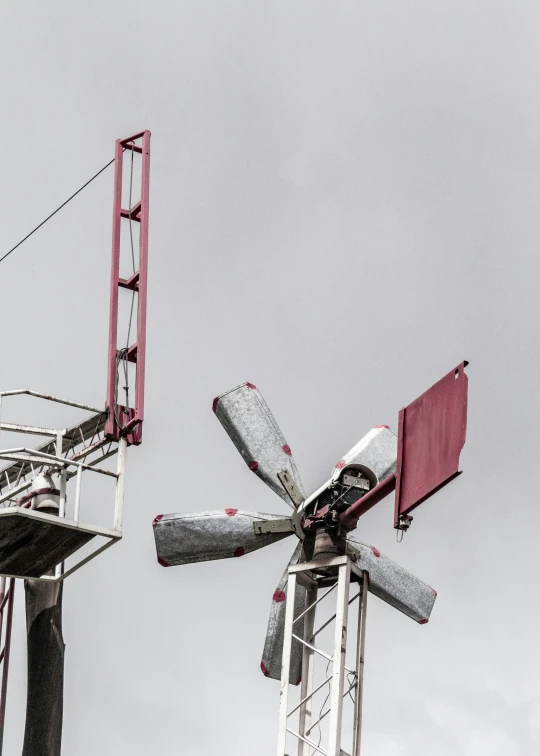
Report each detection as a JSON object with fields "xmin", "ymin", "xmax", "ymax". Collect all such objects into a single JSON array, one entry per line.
[
  {"xmin": 0, "ymin": 130, "xmax": 150, "ymax": 755},
  {"xmin": 153, "ymin": 362, "xmax": 468, "ymax": 756}
]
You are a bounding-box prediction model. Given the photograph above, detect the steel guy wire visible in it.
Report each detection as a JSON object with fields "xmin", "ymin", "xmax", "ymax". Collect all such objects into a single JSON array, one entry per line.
[
  {"xmin": 1, "ymin": 157, "xmax": 116, "ymax": 265},
  {"xmin": 312, "ymin": 659, "xmax": 332, "ymax": 756}
]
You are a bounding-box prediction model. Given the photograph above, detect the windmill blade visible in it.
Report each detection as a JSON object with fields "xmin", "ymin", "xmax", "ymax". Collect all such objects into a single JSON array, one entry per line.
[
  {"xmin": 153, "ymin": 510, "xmax": 295, "ymax": 567},
  {"xmin": 212, "ymin": 382, "xmax": 306, "ymax": 507},
  {"xmin": 347, "ymin": 540, "xmax": 436, "ymax": 624},
  {"xmin": 331, "ymin": 425, "xmax": 397, "ymax": 483},
  {"xmin": 261, "ymin": 542, "xmax": 305, "ymax": 685}
]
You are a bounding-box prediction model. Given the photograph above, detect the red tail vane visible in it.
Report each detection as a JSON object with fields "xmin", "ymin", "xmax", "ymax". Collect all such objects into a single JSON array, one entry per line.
[{"xmin": 394, "ymin": 361, "xmax": 468, "ymax": 527}]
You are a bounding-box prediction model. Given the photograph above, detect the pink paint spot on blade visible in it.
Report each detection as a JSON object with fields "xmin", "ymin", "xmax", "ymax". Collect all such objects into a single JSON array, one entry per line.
[
  {"xmin": 282, "ymin": 444, "xmax": 292, "ymax": 456},
  {"xmin": 370, "ymin": 546, "xmax": 381, "ymax": 558},
  {"xmin": 418, "ymin": 619, "xmax": 429, "ymax": 625},
  {"xmin": 153, "ymin": 514, "xmax": 163, "ymax": 526},
  {"xmin": 374, "ymin": 424, "xmax": 389, "ymax": 429},
  {"xmin": 234, "ymin": 547, "xmax": 245, "ymax": 557},
  {"xmin": 246, "ymin": 382, "xmax": 257, "ymax": 390},
  {"xmin": 212, "ymin": 397, "xmax": 220, "ymax": 413},
  {"xmin": 248, "ymin": 461, "xmax": 259, "ymax": 472},
  {"xmin": 260, "ymin": 661, "xmax": 269, "ymax": 676},
  {"xmin": 335, "ymin": 460, "xmax": 346, "ymax": 470},
  {"xmin": 157, "ymin": 557, "xmax": 170, "ymax": 567},
  {"xmin": 273, "ymin": 590, "xmax": 286, "ymax": 603},
  {"xmin": 225, "ymin": 508, "xmax": 238, "ymax": 517},
  {"xmin": 295, "ymin": 676, "xmax": 302, "ymax": 686}
]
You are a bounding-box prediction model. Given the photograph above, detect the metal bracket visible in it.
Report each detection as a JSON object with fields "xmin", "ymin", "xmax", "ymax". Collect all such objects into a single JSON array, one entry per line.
[
  {"xmin": 278, "ymin": 470, "xmax": 305, "ymax": 508},
  {"xmin": 253, "ymin": 518, "xmax": 294, "ymax": 535}
]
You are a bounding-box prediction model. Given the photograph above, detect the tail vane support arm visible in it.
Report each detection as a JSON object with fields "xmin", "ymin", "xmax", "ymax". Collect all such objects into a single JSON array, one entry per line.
[{"xmin": 339, "ymin": 361, "xmax": 469, "ymax": 532}]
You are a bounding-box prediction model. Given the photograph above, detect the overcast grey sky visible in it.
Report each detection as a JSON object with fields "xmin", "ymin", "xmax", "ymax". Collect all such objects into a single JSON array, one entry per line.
[{"xmin": 2, "ymin": 1, "xmax": 540, "ymax": 754}]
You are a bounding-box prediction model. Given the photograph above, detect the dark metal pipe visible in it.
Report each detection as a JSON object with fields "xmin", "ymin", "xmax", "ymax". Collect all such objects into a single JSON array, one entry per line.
[{"xmin": 339, "ymin": 474, "xmax": 396, "ymax": 531}]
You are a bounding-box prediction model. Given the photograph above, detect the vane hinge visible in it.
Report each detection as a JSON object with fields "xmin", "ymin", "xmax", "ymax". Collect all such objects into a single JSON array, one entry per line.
[
  {"xmin": 277, "ymin": 470, "xmax": 304, "ymax": 508},
  {"xmin": 253, "ymin": 518, "xmax": 295, "ymax": 535}
]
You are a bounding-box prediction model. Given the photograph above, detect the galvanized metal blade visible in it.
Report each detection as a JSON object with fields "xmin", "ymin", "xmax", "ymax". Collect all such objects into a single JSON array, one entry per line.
[
  {"xmin": 212, "ymin": 382, "xmax": 306, "ymax": 507},
  {"xmin": 347, "ymin": 540, "xmax": 436, "ymax": 624},
  {"xmin": 261, "ymin": 542, "xmax": 305, "ymax": 685},
  {"xmin": 331, "ymin": 426, "xmax": 397, "ymax": 484},
  {"xmin": 153, "ymin": 510, "xmax": 295, "ymax": 567}
]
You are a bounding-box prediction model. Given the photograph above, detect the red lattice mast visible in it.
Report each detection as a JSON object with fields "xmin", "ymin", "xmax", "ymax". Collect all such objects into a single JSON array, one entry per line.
[{"xmin": 105, "ymin": 130, "xmax": 151, "ymax": 445}]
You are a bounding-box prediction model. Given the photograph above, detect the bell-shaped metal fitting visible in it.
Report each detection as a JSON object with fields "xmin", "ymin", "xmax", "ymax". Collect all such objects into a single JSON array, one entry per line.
[{"xmin": 30, "ymin": 474, "xmax": 60, "ymax": 513}]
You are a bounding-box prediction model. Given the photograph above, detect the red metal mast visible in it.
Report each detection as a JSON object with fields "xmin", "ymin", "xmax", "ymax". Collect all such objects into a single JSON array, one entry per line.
[{"xmin": 105, "ymin": 130, "xmax": 151, "ymax": 445}]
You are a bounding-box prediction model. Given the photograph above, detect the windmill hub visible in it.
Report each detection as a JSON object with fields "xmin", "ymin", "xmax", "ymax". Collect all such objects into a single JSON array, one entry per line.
[
  {"xmin": 299, "ymin": 463, "xmax": 377, "ymax": 561},
  {"xmin": 311, "ymin": 526, "xmax": 346, "ymax": 561}
]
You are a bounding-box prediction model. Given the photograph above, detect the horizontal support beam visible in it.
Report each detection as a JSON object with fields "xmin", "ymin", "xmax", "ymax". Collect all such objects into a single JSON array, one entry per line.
[
  {"xmin": 120, "ymin": 209, "xmax": 141, "ymax": 221},
  {"xmin": 121, "ymin": 143, "xmax": 142, "ymax": 153},
  {"xmin": 118, "ymin": 272, "xmax": 140, "ymax": 291},
  {"xmin": 0, "ymin": 390, "xmax": 101, "ymax": 413},
  {"xmin": 289, "ymin": 555, "xmax": 349, "ymax": 574},
  {"xmin": 0, "ymin": 449, "xmax": 118, "ymax": 478},
  {"xmin": 0, "ymin": 422, "xmax": 62, "ymax": 438},
  {"xmin": 117, "ymin": 344, "xmax": 138, "ymax": 364}
]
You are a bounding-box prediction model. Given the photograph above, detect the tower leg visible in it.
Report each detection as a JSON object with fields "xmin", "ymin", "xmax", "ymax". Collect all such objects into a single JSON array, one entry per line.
[
  {"xmin": 277, "ymin": 571, "xmax": 298, "ymax": 755},
  {"xmin": 276, "ymin": 556, "xmax": 368, "ymax": 756},
  {"xmin": 352, "ymin": 571, "xmax": 368, "ymax": 756},
  {"xmin": 297, "ymin": 583, "xmax": 318, "ymax": 756},
  {"xmin": 327, "ymin": 560, "xmax": 351, "ymax": 756}
]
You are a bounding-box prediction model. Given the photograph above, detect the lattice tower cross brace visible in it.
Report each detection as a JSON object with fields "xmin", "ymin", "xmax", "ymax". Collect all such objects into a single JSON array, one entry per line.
[{"xmin": 277, "ymin": 555, "xmax": 368, "ymax": 756}]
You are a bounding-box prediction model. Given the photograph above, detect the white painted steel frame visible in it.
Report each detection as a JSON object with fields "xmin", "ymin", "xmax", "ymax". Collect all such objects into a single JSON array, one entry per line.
[
  {"xmin": 0, "ymin": 391, "xmax": 128, "ymax": 582},
  {"xmin": 277, "ymin": 556, "xmax": 368, "ymax": 756},
  {"xmin": 0, "ymin": 508, "xmax": 121, "ymax": 583},
  {"xmin": 0, "ymin": 390, "xmax": 111, "ymax": 489},
  {"xmin": 0, "ymin": 389, "xmax": 101, "ymax": 414},
  {"xmin": 352, "ymin": 572, "xmax": 368, "ymax": 756}
]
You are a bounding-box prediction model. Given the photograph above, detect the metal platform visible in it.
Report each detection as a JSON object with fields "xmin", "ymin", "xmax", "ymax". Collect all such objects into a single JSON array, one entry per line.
[
  {"xmin": 0, "ymin": 508, "xmax": 120, "ymax": 579},
  {"xmin": 0, "ymin": 407, "xmax": 107, "ymax": 495},
  {"xmin": 0, "ymin": 390, "xmax": 126, "ymax": 581}
]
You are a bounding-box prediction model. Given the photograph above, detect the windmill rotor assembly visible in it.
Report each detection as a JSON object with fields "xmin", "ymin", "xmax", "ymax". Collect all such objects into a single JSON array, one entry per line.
[{"xmin": 153, "ymin": 363, "xmax": 468, "ymax": 756}]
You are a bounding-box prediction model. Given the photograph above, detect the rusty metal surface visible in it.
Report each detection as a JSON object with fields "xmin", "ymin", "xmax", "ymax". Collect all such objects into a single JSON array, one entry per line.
[
  {"xmin": 261, "ymin": 543, "xmax": 305, "ymax": 685},
  {"xmin": 213, "ymin": 383, "xmax": 305, "ymax": 506},
  {"xmin": 394, "ymin": 361, "xmax": 468, "ymax": 526},
  {"xmin": 153, "ymin": 510, "xmax": 295, "ymax": 567},
  {"xmin": 347, "ymin": 541, "xmax": 436, "ymax": 624},
  {"xmin": 0, "ymin": 510, "xmax": 95, "ymax": 578}
]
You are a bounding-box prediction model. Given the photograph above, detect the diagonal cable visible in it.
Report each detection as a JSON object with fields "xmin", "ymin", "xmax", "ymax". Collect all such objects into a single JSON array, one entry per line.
[{"xmin": 1, "ymin": 157, "xmax": 116, "ymax": 265}]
